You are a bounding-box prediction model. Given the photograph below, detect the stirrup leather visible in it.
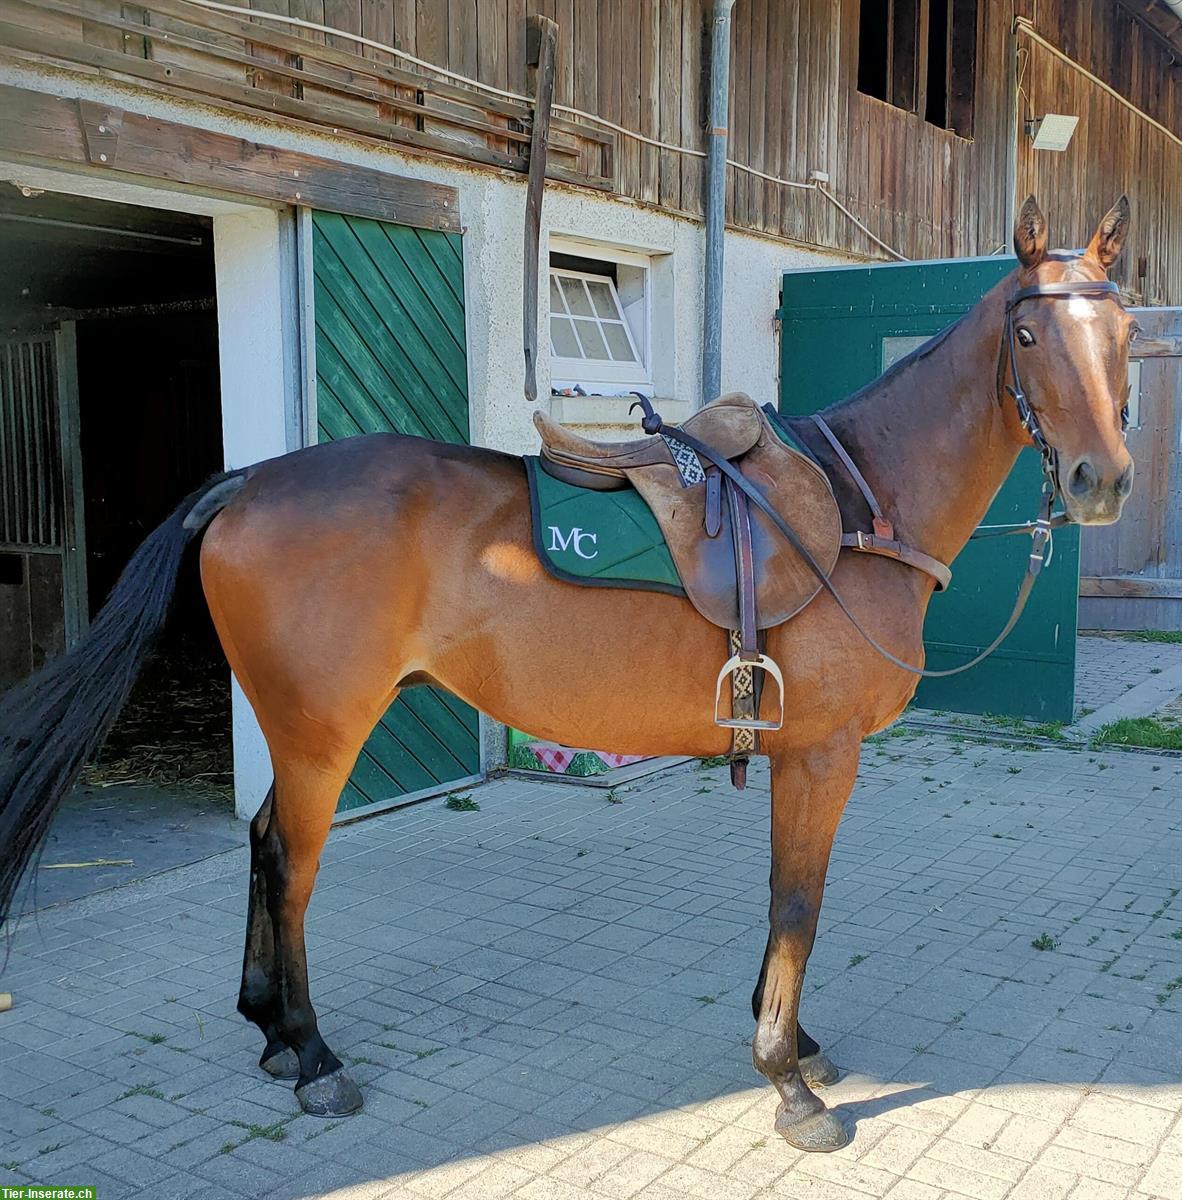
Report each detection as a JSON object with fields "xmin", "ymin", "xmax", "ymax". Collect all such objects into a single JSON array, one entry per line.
[{"xmin": 714, "ymin": 653, "xmax": 785, "ymax": 731}]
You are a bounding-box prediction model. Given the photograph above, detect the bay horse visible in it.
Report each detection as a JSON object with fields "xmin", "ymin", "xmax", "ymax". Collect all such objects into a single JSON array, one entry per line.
[{"xmin": 0, "ymin": 198, "xmax": 1135, "ymax": 1151}]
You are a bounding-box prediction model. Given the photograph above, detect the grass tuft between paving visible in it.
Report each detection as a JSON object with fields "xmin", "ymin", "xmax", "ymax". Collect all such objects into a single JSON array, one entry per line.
[
  {"xmin": 1094, "ymin": 716, "xmax": 1182, "ymax": 751},
  {"xmin": 1102, "ymin": 630, "xmax": 1182, "ymax": 645}
]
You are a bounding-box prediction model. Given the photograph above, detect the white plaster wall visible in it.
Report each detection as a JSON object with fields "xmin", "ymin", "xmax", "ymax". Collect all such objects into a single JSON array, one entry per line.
[
  {"xmin": 1, "ymin": 60, "xmax": 857, "ymax": 798},
  {"xmin": 211, "ymin": 209, "xmax": 292, "ymax": 818}
]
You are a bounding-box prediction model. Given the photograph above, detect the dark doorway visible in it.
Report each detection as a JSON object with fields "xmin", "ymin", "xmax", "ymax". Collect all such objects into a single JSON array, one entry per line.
[{"xmin": 0, "ymin": 186, "xmax": 238, "ymax": 910}]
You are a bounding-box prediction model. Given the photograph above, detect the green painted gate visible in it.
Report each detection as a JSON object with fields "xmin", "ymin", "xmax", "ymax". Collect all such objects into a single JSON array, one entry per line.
[
  {"xmin": 778, "ymin": 257, "xmax": 1078, "ymax": 723},
  {"xmin": 311, "ymin": 210, "xmax": 480, "ymax": 812}
]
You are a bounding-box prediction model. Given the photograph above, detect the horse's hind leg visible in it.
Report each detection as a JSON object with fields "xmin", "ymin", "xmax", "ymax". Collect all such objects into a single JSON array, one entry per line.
[
  {"xmin": 797, "ymin": 1023, "xmax": 840, "ymax": 1088},
  {"xmin": 254, "ymin": 750, "xmax": 364, "ymax": 1116},
  {"xmin": 751, "ymin": 737, "xmax": 860, "ymax": 1152},
  {"xmin": 236, "ymin": 788, "xmax": 299, "ymax": 1080}
]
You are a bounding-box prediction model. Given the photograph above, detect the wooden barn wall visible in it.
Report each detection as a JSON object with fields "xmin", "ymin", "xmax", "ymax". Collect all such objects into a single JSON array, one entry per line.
[
  {"xmin": 1019, "ymin": 0, "xmax": 1182, "ymax": 136},
  {"xmin": 1, "ymin": 0, "xmax": 1180, "ymax": 283},
  {"xmin": 725, "ymin": 0, "xmax": 1013, "ymax": 260},
  {"xmin": 1016, "ymin": 7, "xmax": 1182, "ymax": 305},
  {"xmin": 1079, "ymin": 357, "xmax": 1180, "ymax": 578}
]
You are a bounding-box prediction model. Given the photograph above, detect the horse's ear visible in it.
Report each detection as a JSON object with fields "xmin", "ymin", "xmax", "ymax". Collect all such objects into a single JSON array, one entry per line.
[
  {"xmin": 1086, "ymin": 195, "xmax": 1131, "ymax": 270},
  {"xmin": 1013, "ymin": 195, "xmax": 1048, "ymax": 269}
]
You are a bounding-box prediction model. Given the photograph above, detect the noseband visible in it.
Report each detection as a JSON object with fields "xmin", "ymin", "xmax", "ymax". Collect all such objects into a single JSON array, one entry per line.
[{"xmin": 996, "ymin": 279, "xmax": 1122, "ymax": 483}]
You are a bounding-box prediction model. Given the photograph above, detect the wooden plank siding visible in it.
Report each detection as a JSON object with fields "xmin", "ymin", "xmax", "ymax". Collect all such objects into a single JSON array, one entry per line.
[
  {"xmin": 2, "ymin": 0, "xmax": 1180, "ymax": 294},
  {"xmin": 1016, "ymin": 20, "xmax": 1182, "ymax": 306},
  {"xmin": 1078, "ymin": 308, "xmax": 1182, "ymax": 630}
]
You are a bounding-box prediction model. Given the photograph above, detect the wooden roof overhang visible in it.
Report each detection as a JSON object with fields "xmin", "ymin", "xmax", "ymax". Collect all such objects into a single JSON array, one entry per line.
[
  {"xmin": 1113, "ymin": 0, "xmax": 1182, "ymax": 71},
  {"xmin": 0, "ymin": 83, "xmax": 461, "ymax": 231}
]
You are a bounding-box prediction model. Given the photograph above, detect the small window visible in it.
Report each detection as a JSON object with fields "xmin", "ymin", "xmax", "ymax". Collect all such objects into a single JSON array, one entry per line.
[
  {"xmin": 548, "ymin": 246, "xmax": 651, "ymax": 394},
  {"xmin": 856, "ymin": 0, "xmax": 976, "ymax": 137},
  {"xmin": 857, "ymin": 0, "xmax": 919, "ymax": 111},
  {"xmin": 550, "ymin": 270, "xmax": 640, "ymax": 367}
]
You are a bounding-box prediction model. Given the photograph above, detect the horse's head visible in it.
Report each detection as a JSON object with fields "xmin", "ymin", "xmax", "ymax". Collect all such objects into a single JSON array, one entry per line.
[{"xmin": 1005, "ymin": 195, "xmax": 1137, "ymax": 525}]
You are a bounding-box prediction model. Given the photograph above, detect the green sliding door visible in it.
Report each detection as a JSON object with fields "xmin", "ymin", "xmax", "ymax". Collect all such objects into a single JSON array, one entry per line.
[{"xmin": 312, "ymin": 210, "xmax": 480, "ymax": 811}]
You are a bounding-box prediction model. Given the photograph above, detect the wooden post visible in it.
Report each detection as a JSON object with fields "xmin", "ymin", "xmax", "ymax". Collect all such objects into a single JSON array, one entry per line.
[{"xmin": 523, "ymin": 15, "xmax": 558, "ymax": 404}]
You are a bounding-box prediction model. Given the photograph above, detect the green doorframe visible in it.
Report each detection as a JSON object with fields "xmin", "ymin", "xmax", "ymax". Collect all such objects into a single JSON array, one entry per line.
[
  {"xmin": 298, "ymin": 208, "xmax": 482, "ymax": 818},
  {"xmin": 778, "ymin": 256, "xmax": 1079, "ymax": 723}
]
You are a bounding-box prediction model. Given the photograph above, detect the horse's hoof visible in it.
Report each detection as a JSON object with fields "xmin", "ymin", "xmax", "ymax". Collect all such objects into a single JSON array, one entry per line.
[
  {"xmin": 800, "ymin": 1051, "xmax": 840, "ymax": 1088},
  {"xmin": 259, "ymin": 1047, "xmax": 299, "ymax": 1081},
  {"xmin": 295, "ymin": 1068, "xmax": 363, "ymax": 1117},
  {"xmin": 775, "ymin": 1104, "xmax": 850, "ymax": 1152}
]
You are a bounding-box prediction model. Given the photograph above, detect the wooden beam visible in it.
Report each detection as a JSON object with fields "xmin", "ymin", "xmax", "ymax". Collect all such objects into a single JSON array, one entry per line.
[
  {"xmin": 1130, "ymin": 307, "xmax": 1182, "ymax": 358},
  {"xmin": 1081, "ymin": 576, "xmax": 1182, "ymax": 600},
  {"xmin": 0, "ymin": 83, "xmax": 460, "ymax": 230},
  {"xmin": 522, "ymin": 15, "xmax": 557, "ymax": 405}
]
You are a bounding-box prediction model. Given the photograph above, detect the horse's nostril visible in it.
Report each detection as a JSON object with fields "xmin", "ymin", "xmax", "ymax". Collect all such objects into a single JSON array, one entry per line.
[
  {"xmin": 1068, "ymin": 460, "xmax": 1099, "ymax": 499},
  {"xmin": 1115, "ymin": 463, "xmax": 1134, "ymax": 498}
]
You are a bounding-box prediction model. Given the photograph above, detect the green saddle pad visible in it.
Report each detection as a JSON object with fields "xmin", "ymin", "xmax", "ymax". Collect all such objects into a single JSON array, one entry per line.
[
  {"xmin": 524, "ymin": 456, "xmax": 686, "ymax": 597},
  {"xmin": 524, "ymin": 408, "xmax": 816, "ymax": 598}
]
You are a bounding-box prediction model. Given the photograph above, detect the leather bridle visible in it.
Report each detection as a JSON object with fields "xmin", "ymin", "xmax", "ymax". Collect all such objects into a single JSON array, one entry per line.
[
  {"xmin": 996, "ymin": 278, "xmax": 1122, "ymax": 486},
  {"xmin": 978, "ymin": 278, "xmax": 1124, "ymax": 576}
]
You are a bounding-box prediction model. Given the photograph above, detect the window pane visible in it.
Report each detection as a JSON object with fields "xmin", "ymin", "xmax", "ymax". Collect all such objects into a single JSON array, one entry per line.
[
  {"xmin": 549, "ymin": 276, "xmax": 566, "ymax": 313},
  {"xmin": 573, "ymin": 319, "xmax": 609, "ymax": 361},
  {"xmin": 603, "ymin": 322, "xmax": 637, "ymax": 362},
  {"xmin": 947, "ymin": 0, "xmax": 978, "ymax": 136},
  {"xmin": 550, "ymin": 316, "xmax": 582, "ymax": 358},
  {"xmin": 924, "ymin": 0, "xmax": 949, "ymax": 127},
  {"xmin": 857, "ymin": 0, "xmax": 889, "ymax": 101},
  {"xmin": 560, "ymin": 277, "xmax": 594, "ymax": 317},
  {"xmin": 586, "ymin": 280, "xmax": 619, "ymax": 319},
  {"xmin": 890, "ymin": 0, "xmax": 919, "ymax": 112}
]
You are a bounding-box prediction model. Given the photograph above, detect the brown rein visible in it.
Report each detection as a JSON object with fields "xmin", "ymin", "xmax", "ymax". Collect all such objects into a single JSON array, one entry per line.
[{"xmin": 637, "ymin": 278, "xmax": 1125, "ymax": 679}]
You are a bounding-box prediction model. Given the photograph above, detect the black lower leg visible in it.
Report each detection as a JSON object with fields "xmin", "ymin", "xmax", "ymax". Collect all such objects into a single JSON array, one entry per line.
[
  {"xmin": 260, "ymin": 822, "xmax": 358, "ymax": 1115},
  {"xmin": 797, "ymin": 1024, "xmax": 821, "ymax": 1059},
  {"xmin": 236, "ymin": 789, "xmax": 292, "ymax": 1072}
]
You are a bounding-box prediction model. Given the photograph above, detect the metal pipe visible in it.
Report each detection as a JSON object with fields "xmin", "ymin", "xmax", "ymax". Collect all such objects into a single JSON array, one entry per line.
[
  {"xmin": 1004, "ymin": 20, "xmax": 1019, "ymax": 243},
  {"xmin": 701, "ymin": 0, "xmax": 737, "ymax": 408}
]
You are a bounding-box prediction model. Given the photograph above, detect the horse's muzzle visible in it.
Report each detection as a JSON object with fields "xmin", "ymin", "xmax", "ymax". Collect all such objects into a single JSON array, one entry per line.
[{"xmin": 1061, "ymin": 456, "xmax": 1134, "ymax": 525}]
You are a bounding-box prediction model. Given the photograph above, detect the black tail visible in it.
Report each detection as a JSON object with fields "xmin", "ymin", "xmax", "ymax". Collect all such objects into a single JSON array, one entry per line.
[{"xmin": 0, "ymin": 470, "xmax": 248, "ymax": 924}]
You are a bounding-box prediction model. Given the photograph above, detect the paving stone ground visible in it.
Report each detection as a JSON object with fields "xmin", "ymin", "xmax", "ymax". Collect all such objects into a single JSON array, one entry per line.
[
  {"xmin": 1075, "ymin": 634, "xmax": 1182, "ymax": 720},
  {"xmin": 4, "ymin": 730, "xmax": 1182, "ymax": 1199}
]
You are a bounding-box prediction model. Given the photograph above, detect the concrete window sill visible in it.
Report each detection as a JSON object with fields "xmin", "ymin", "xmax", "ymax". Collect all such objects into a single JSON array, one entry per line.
[{"xmin": 547, "ymin": 393, "xmax": 695, "ymax": 431}]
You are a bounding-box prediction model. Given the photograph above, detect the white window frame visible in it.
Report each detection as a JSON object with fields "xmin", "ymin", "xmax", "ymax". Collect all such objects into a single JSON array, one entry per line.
[{"xmin": 548, "ymin": 241, "xmax": 652, "ymax": 394}]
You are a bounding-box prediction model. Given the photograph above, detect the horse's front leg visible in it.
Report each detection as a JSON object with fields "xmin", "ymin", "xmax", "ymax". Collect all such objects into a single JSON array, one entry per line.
[{"xmin": 751, "ymin": 734, "xmax": 861, "ymax": 1152}]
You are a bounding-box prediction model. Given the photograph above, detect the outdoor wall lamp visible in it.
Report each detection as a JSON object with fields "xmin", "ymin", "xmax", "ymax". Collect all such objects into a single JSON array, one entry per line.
[{"xmin": 1025, "ymin": 113, "xmax": 1079, "ymax": 151}]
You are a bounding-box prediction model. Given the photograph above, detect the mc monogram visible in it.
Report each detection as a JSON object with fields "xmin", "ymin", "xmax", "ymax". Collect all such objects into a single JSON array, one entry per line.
[{"xmin": 548, "ymin": 525, "xmax": 599, "ymax": 560}]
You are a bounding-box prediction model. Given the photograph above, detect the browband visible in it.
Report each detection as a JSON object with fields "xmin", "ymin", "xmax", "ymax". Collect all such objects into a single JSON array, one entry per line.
[{"xmin": 1006, "ymin": 279, "xmax": 1120, "ymax": 310}]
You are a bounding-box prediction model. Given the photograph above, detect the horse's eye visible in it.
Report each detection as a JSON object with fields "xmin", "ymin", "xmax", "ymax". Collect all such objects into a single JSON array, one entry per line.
[
  {"xmin": 1016, "ymin": 327, "xmax": 1036, "ymax": 347},
  {"xmin": 1129, "ymin": 324, "xmax": 1141, "ymax": 344}
]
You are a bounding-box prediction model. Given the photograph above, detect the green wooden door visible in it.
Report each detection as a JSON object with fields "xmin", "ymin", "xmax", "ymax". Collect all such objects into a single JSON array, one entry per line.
[
  {"xmin": 779, "ymin": 257, "xmax": 1078, "ymax": 723},
  {"xmin": 311, "ymin": 210, "xmax": 480, "ymax": 812}
]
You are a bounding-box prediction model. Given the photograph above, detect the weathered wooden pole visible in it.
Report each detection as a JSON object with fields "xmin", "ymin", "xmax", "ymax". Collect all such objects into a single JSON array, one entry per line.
[{"xmin": 523, "ymin": 15, "xmax": 558, "ymax": 404}]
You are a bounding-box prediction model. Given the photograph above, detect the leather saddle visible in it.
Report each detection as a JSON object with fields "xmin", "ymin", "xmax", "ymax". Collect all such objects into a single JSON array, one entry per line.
[{"xmin": 534, "ymin": 393, "xmax": 843, "ymax": 732}]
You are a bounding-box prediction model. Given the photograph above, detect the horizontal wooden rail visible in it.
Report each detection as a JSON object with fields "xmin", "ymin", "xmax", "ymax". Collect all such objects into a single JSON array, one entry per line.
[
  {"xmin": 0, "ymin": 0, "xmax": 613, "ymax": 189},
  {"xmin": 1081, "ymin": 576, "xmax": 1182, "ymax": 600}
]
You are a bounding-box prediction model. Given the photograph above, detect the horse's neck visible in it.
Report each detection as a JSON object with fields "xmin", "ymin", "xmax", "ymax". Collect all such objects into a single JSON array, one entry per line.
[{"xmin": 821, "ymin": 287, "xmax": 1022, "ymax": 569}]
